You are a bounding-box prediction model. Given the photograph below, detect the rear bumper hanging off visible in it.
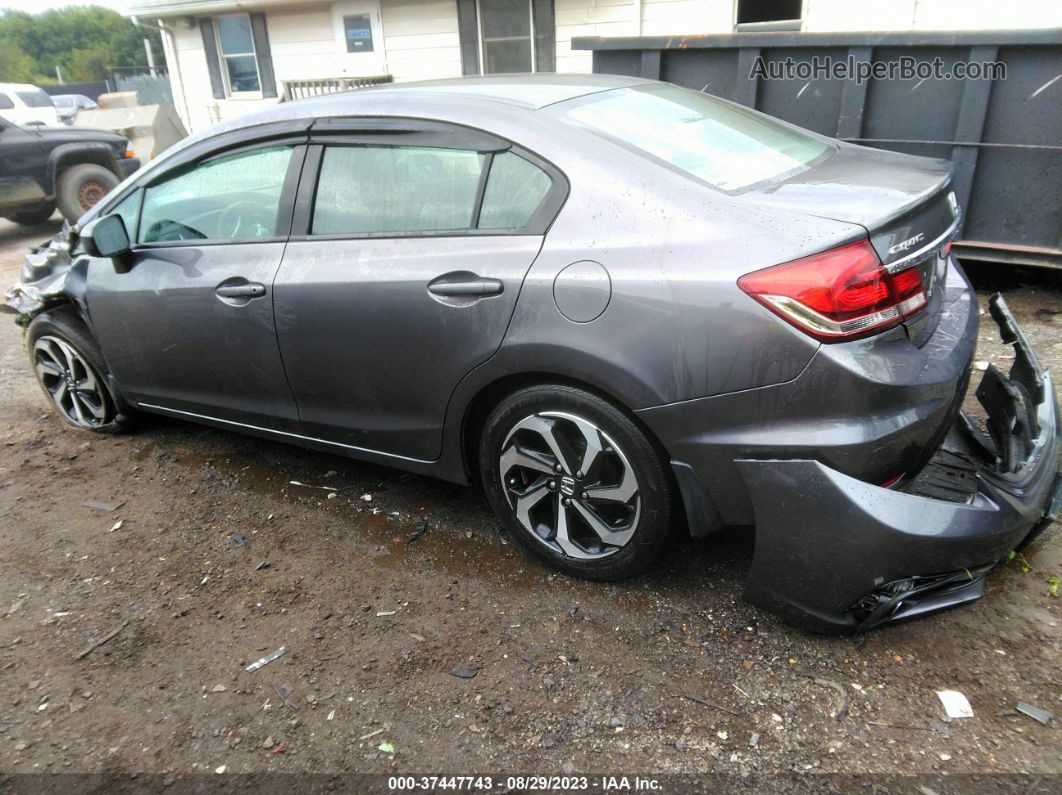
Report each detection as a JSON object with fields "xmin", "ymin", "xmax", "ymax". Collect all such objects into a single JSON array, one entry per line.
[{"xmin": 739, "ymin": 294, "xmax": 1061, "ymax": 633}]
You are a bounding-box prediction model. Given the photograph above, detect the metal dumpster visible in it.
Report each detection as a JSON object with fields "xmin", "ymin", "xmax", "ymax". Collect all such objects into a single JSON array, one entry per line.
[{"xmin": 573, "ymin": 29, "xmax": 1061, "ymax": 269}]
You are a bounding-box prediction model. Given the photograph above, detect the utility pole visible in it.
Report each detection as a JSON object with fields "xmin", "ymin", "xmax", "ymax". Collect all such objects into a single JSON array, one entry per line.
[
  {"xmin": 144, "ymin": 37, "xmax": 156, "ymax": 76},
  {"xmin": 55, "ymin": 65, "xmax": 63, "ymax": 83}
]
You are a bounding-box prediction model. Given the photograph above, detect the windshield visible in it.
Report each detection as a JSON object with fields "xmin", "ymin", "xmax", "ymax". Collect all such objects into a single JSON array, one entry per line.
[
  {"xmin": 552, "ymin": 84, "xmax": 831, "ymax": 192},
  {"xmin": 16, "ymin": 89, "xmax": 55, "ymax": 108}
]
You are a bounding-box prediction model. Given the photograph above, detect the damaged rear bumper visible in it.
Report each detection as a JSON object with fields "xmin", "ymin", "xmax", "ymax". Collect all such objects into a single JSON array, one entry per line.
[{"xmin": 739, "ymin": 294, "xmax": 1061, "ymax": 633}]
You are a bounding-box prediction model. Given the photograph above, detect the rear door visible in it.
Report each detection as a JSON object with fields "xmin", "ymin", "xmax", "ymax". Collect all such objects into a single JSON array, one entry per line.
[{"xmin": 273, "ymin": 119, "xmax": 566, "ymax": 461}]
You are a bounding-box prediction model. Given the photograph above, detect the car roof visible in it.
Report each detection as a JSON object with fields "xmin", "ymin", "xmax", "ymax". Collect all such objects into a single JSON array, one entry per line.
[
  {"xmin": 210, "ymin": 74, "xmax": 651, "ymax": 133},
  {"xmin": 304, "ymin": 73, "xmax": 649, "ymax": 110}
]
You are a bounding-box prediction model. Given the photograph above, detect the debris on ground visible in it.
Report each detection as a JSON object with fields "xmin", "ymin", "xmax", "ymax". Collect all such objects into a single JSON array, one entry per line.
[
  {"xmin": 255, "ymin": 561, "xmax": 271, "ymax": 570},
  {"xmin": 406, "ymin": 520, "xmax": 428, "ymax": 543},
  {"xmin": 936, "ymin": 690, "xmax": 974, "ymax": 719},
  {"xmin": 813, "ymin": 677, "xmax": 849, "ymax": 721},
  {"xmin": 270, "ymin": 742, "xmax": 286, "ymax": 754},
  {"xmin": 378, "ymin": 741, "xmax": 395, "ymax": 754},
  {"xmin": 683, "ymin": 694, "xmax": 740, "ymax": 716},
  {"xmin": 360, "ymin": 493, "xmax": 373, "ymax": 502},
  {"xmin": 74, "ymin": 619, "xmax": 129, "ymax": 660},
  {"xmin": 108, "ymin": 519, "xmax": 123, "ymax": 532},
  {"xmin": 450, "ymin": 666, "xmax": 479, "ymax": 679},
  {"xmin": 82, "ymin": 500, "xmax": 124, "ymax": 512},
  {"xmin": 359, "ymin": 728, "xmax": 384, "ymax": 741},
  {"xmin": 231, "ymin": 533, "xmax": 248, "ymax": 548},
  {"xmin": 1016, "ymin": 701, "xmax": 1053, "ymax": 724},
  {"xmin": 245, "ymin": 646, "xmax": 286, "ymax": 672},
  {"xmin": 290, "ymin": 480, "xmax": 338, "ymax": 491}
]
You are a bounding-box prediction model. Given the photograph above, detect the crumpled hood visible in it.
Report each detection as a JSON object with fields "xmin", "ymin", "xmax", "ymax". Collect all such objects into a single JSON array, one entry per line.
[{"xmin": 2, "ymin": 221, "xmax": 83, "ymax": 320}]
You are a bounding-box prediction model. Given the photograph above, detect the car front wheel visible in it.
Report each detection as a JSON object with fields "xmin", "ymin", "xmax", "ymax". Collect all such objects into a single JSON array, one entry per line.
[
  {"xmin": 479, "ymin": 385, "xmax": 674, "ymax": 580},
  {"xmin": 27, "ymin": 309, "xmax": 133, "ymax": 433}
]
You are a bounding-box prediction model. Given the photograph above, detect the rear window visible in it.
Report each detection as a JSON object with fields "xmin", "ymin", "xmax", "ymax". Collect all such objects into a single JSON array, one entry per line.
[
  {"xmin": 16, "ymin": 89, "xmax": 54, "ymax": 108},
  {"xmin": 0, "ymin": 92, "xmax": 13, "ymax": 110},
  {"xmin": 552, "ymin": 84, "xmax": 830, "ymax": 192}
]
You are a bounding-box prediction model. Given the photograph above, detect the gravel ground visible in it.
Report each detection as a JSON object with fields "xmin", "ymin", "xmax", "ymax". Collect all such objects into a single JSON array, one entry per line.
[{"xmin": 0, "ymin": 216, "xmax": 1059, "ymax": 783}]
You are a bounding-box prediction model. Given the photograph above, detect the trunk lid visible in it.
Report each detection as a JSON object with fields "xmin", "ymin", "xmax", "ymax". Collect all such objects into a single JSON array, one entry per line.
[{"xmin": 737, "ymin": 143, "xmax": 960, "ymax": 344}]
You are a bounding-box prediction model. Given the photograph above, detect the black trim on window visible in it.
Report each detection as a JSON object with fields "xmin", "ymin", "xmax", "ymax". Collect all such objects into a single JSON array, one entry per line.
[
  {"xmin": 456, "ymin": 0, "xmax": 481, "ymax": 76},
  {"xmin": 310, "ymin": 117, "xmax": 510, "ymax": 152},
  {"xmin": 470, "ymin": 151, "xmax": 495, "ymax": 228},
  {"xmin": 291, "ymin": 144, "xmax": 323, "ymax": 235},
  {"xmin": 249, "ymin": 12, "xmax": 277, "ymax": 98},
  {"xmin": 199, "ymin": 18, "xmax": 226, "ymax": 100},
  {"xmin": 531, "ymin": 0, "xmax": 555, "ymax": 72}
]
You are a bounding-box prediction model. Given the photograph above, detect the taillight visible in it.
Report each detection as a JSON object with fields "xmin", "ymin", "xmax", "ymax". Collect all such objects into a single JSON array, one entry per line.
[{"xmin": 737, "ymin": 240, "xmax": 927, "ymax": 340}]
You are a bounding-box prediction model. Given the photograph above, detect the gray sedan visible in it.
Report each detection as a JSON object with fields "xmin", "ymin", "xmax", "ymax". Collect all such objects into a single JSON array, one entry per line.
[{"xmin": 6, "ymin": 75, "xmax": 1059, "ymax": 633}]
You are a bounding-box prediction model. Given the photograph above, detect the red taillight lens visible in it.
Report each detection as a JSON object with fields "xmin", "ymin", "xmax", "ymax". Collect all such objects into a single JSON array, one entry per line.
[{"xmin": 737, "ymin": 240, "xmax": 927, "ymax": 340}]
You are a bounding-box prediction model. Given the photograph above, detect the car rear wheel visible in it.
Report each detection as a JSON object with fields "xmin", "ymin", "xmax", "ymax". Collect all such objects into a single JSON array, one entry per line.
[
  {"xmin": 6, "ymin": 202, "xmax": 55, "ymax": 225},
  {"xmin": 479, "ymin": 385, "xmax": 673, "ymax": 580},
  {"xmin": 56, "ymin": 164, "xmax": 119, "ymax": 222},
  {"xmin": 27, "ymin": 309, "xmax": 133, "ymax": 434}
]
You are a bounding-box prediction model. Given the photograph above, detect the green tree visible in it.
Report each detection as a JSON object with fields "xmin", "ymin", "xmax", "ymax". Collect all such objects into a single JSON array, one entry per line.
[
  {"xmin": 0, "ymin": 36, "xmax": 37, "ymax": 82},
  {"xmin": 0, "ymin": 6, "xmax": 162, "ymax": 83}
]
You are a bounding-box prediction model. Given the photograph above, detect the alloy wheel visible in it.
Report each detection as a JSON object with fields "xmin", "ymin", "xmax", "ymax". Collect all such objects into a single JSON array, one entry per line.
[
  {"xmin": 499, "ymin": 411, "xmax": 641, "ymax": 560},
  {"xmin": 33, "ymin": 335, "xmax": 108, "ymax": 428}
]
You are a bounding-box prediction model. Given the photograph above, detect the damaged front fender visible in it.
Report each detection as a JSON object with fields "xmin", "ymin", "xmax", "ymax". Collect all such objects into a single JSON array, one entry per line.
[{"xmin": 2, "ymin": 222, "xmax": 84, "ymax": 323}]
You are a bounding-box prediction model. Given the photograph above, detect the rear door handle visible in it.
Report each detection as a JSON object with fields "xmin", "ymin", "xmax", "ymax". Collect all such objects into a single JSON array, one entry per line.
[
  {"xmin": 216, "ymin": 283, "xmax": 266, "ymax": 298},
  {"xmin": 427, "ymin": 278, "xmax": 503, "ymax": 297}
]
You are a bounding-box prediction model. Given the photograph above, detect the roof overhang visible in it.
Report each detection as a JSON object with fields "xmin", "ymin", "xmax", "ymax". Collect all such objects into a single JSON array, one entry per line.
[{"xmin": 127, "ymin": 0, "xmax": 298, "ymax": 18}]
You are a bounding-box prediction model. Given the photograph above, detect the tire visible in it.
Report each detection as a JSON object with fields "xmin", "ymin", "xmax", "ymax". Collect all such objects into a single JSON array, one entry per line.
[
  {"xmin": 479, "ymin": 384, "xmax": 674, "ymax": 580},
  {"xmin": 26, "ymin": 308, "xmax": 134, "ymax": 434},
  {"xmin": 55, "ymin": 164, "xmax": 119, "ymax": 222},
  {"xmin": 6, "ymin": 202, "xmax": 55, "ymax": 225}
]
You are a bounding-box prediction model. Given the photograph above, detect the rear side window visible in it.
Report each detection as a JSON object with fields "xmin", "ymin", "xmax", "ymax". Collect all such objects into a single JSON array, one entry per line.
[
  {"xmin": 0, "ymin": 93, "xmax": 13, "ymax": 110},
  {"xmin": 139, "ymin": 145, "xmax": 293, "ymax": 243},
  {"xmin": 313, "ymin": 145, "xmax": 486, "ymax": 235},
  {"xmin": 16, "ymin": 89, "xmax": 54, "ymax": 108},
  {"xmin": 479, "ymin": 152, "xmax": 552, "ymax": 230}
]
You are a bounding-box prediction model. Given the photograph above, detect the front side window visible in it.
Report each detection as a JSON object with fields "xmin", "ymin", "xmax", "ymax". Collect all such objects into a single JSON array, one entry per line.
[
  {"xmin": 313, "ymin": 145, "xmax": 486, "ymax": 235},
  {"xmin": 216, "ymin": 14, "xmax": 261, "ymax": 93},
  {"xmin": 0, "ymin": 93, "xmax": 13, "ymax": 110},
  {"xmin": 554, "ymin": 84, "xmax": 830, "ymax": 192},
  {"xmin": 478, "ymin": 0, "xmax": 533, "ymax": 73},
  {"xmin": 139, "ymin": 145, "xmax": 293, "ymax": 243}
]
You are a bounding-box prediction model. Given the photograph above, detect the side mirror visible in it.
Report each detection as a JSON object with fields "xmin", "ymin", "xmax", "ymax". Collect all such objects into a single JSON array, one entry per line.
[{"xmin": 81, "ymin": 214, "xmax": 134, "ymax": 273}]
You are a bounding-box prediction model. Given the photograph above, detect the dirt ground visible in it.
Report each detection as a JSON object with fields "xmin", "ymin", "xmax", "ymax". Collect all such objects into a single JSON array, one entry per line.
[{"xmin": 0, "ymin": 215, "xmax": 1059, "ymax": 784}]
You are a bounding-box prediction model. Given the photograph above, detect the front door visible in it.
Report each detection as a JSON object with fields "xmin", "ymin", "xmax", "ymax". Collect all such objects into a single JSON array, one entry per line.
[
  {"xmin": 87, "ymin": 143, "xmax": 304, "ymax": 430},
  {"xmin": 274, "ymin": 130, "xmax": 563, "ymax": 460}
]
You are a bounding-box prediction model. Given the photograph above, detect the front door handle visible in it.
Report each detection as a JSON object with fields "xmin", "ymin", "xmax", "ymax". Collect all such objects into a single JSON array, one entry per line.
[
  {"xmin": 216, "ymin": 283, "xmax": 266, "ymax": 298},
  {"xmin": 427, "ymin": 277, "xmax": 503, "ymax": 297}
]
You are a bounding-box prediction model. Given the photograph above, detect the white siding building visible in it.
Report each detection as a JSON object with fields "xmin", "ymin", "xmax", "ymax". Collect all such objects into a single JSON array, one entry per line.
[{"xmin": 128, "ymin": 0, "xmax": 1062, "ymax": 134}]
